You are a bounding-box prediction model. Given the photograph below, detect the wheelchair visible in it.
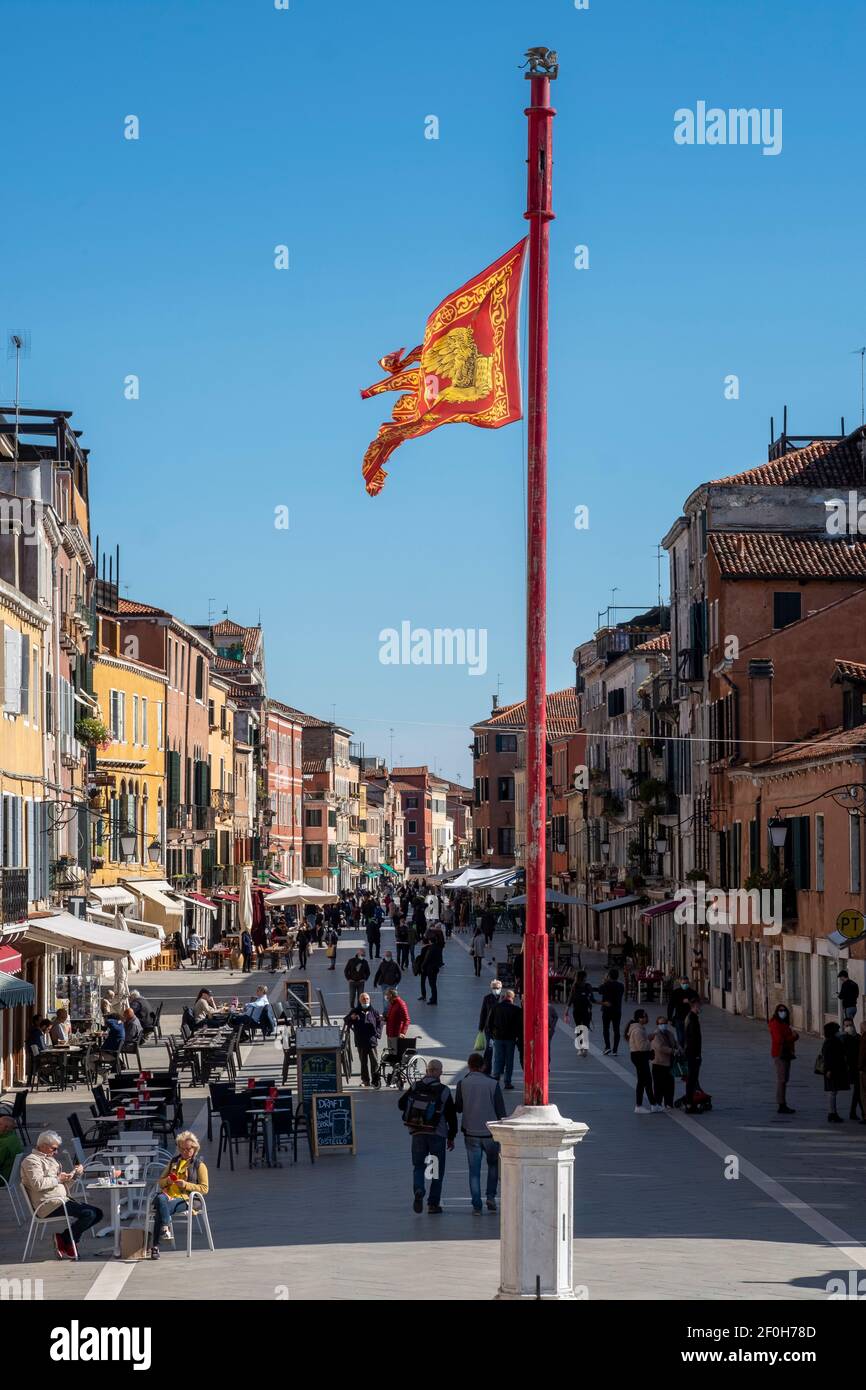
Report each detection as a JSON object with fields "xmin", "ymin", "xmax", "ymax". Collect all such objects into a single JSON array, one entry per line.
[{"xmin": 379, "ymin": 1036, "xmax": 425, "ymax": 1090}]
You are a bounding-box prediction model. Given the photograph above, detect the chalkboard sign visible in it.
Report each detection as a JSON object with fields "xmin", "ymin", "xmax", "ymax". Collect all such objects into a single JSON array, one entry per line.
[
  {"xmin": 298, "ymin": 1047, "xmax": 342, "ymax": 1111},
  {"xmin": 312, "ymin": 1092, "xmax": 356, "ymax": 1155},
  {"xmin": 285, "ymin": 979, "xmax": 312, "ymax": 1005}
]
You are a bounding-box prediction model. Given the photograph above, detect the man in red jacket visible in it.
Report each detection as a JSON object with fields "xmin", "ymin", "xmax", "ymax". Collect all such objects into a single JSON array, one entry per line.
[{"xmin": 384, "ymin": 989, "xmax": 410, "ymax": 1057}]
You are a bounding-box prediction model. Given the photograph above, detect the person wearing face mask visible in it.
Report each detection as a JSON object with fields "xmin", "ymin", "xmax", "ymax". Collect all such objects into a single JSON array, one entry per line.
[
  {"xmin": 841, "ymin": 1020, "xmax": 863, "ymax": 1121},
  {"xmin": 478, "ymin": 980, "xmax": 503, "ymax": 1075},
  {"xmin": 667, "ymin": 976, "xmax": 698, "ymax": 1050},
  {"xmin": 649, "ymin": 1014, "xmax": 677, "ymax": 1110},
  {"xmin": 821, "ymin": 1022, "xmax": 850, "ymax": 1124},
  {"xmin": 768, "ymin": 1003, "xmax": 798, "ymax": 1115}
]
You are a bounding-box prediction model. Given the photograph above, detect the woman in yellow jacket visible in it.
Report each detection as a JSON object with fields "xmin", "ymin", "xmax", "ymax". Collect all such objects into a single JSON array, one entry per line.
[{"xmin": 150, "ymin": 1131, "xmax": 209, "ymax": 1259}]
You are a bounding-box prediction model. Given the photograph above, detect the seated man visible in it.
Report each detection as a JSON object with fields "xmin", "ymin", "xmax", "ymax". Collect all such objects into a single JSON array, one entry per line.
[
  {"xmin": 21, "ymin": 1130, "xmax": 103, "ymax": 1260},
  {"xmin": 243, "ymin": 986, "xmax": 276, "ymax": 1037},
  {"xmin": 101, "ymin": 1013, "xmax": 125, "ymax": 1053},
  {"xmin": 129, "ymin": 990, "xmax": 156, "ymax": 1027},
  {"xmin": 122, "ymin": 1007, "xmax": 144, "ymax": 1046},
  {"xmin": 50, "ymin": 1009, "xmax": 72, "ymax": 1045}
]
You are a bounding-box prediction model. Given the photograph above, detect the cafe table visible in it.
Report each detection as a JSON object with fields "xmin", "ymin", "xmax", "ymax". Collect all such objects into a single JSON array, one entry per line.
[
  {"xmin": 85, "ymin": 1178, "xmax": 147, "ymax": 1257},
  {"xmin": 247, "ymin": 1103, "xmax": 292, "ymax": 1168}
]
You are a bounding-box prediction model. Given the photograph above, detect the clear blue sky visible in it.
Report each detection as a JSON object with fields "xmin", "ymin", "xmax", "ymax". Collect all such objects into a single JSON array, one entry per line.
[{"xmin": 2, "ymin": 0, "xmax": 864, "ymax": 784}]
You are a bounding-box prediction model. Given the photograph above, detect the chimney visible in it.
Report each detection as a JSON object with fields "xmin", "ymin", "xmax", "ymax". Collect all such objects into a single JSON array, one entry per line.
[
  {"xmin": 492, "ymin": 694, "xmax": 499, "ymax": 711},
  {"xmin": 748, "ymin": 658, "xmax": 775, "ymax": 763}
]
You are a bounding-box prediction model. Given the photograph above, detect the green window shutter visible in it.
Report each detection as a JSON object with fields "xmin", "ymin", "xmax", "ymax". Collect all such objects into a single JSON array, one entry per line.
[{"xmin": 168, "ymin": 750, "xmax": 181, "ymax": 806}]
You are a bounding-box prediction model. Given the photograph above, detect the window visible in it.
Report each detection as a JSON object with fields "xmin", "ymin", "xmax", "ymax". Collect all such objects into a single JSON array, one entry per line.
[
  {"xmin": 304, "ymin": 843, "xmax": 323, "ymax": 867},
  {"xmin": 474, "ymin": 777, "xmax": 489, "ymax": 807},
  {"xmin": 156, "ymin": 702, "xmax": 163, "ymax": 751},
  {"xmin": 495, "ymin": 734, "xmax": 518, "ymax": 753},
  {"xmin": 497, "ymin": 827, "xmax": 514, "ymax": 857},
  {"xmin": 110, "ymin": 689, "xmax": 126, "ymax": 741},
  {"xmin": 786, "ymin": 952, "xmax": 802, "ymax": 1006},
  {"xmin": 305, "ymin": 808, "xmax": 323, "ymax": 827},
  {"xmin": 749, "ymin": 818, "xmax": 760, "ymax": 875},
  {"xmin": 141, "ymin": 698, "xmax": 147, "ymax": 748},
  {"xmin": 607, "ymin": 687, "xmax": 625, "ymax": 718},
  {"xmin": 406, "ymin": 844, "xmax": 418, "ymax": 859},
  {"xmin": 132, "ymin": 694, "xmax": 139, "ymax": 745},
  {"xmin": 31, "ymin": 648, "xmax": 38, "ymax": 728},
  {"xmin": 194, "ymin": 655, "xmax": 204, "ymax": 702},
  {"xmin": 782, "ymin": 815, "xmax": 810, "ymax": 891},
  {"xmin": 497, "ymin": 776, "xmax": 514, "ymax": 802},
  {"xmin": 850, "ymin": 814, "xmax": 862, "ymax": 894},
  {"xmin": 772, "ymin": 950, "xmax": 782, "ymax": 986},
  {"xmin": 405, "ymin": 796, "xmax": 418, "ymax": 809},
  {"xmin": 208, "ymin": 699, "xmax": 215, "ymax": 727},
  {"xmin": 773, "ymin": 591, "xmax": 802, "ymax": 630},
  {"xmin": 815, "ymin": 814, "xmax": 824, "ymax": 892},
  {"xmin": 407, "ymin": 819, "xmax": 417, "ymax": 834}
]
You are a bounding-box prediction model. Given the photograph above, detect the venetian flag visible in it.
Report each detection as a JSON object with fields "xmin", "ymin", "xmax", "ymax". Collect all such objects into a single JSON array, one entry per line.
[{"xmin": 360, "ymin": 238, "xmax": 527, "ymax": 495}]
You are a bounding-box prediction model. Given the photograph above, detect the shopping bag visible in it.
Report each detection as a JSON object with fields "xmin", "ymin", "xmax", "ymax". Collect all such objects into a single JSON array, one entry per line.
[{"xmin": 473, "ymin": 1031, "xmax": 486, "ymax": 1053}]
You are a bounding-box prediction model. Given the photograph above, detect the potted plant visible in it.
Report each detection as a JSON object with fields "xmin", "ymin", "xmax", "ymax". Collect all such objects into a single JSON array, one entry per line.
[{"xmin": 75, "ymin": 716, "xmax": 113, "ymax": 751}]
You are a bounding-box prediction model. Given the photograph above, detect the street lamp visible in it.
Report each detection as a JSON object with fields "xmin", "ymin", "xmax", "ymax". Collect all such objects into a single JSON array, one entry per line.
[
  {"xmin": 654, "ymin": 833, "xmax": 666, "ymax": 855},
  {"xmin": 600, "ymin": 838, "xmax": 610, "ymax": 860},
  {"xmin": 767, "ymin": 816, "xmax": 788, "ymax": 850},
  {"xmin": 147, "ymin": 838, "xmax": 161, "ymax": 865},
  {"xmin": 119, "ymin": 825, "xmax": 137, "ymax": 861}
]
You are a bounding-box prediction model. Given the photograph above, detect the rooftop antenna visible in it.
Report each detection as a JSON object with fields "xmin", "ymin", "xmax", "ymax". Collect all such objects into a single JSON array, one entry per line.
[
  {"xmin": 207, "ymin": 598, "xmax": 216, "ymax": 623},
  {"xmin": 6, "ymin": 330, "xmax": 31, "ymax": 497},
  {"xmin": 656, "ymin": 545, "xmax": 663, "ymax": 611},
  {"xmin": 389, "ymin": 727, "xmax": 394, "ymax": 767},
  {"xmin": 852, "ymin": 347, "xmax": 865, "ymax": 428}
]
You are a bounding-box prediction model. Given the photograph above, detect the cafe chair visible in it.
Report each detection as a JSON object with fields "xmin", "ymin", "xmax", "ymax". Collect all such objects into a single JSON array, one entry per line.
[
  {"xmin": 0, "ymin": 1089, "xmax": 31, "ymax": 1145},
  {"xmin": 91, "ymin": 1085, "xmax": 112, "ymax": 1116},
  {"xmin": 1, "ymin": 1152, "xmax": 24, "ymax": 1224},
  {"xmin": 216, "ymin": 1101, "xmax": 251, "ymax": 1170},
  {"xmin": 69, "ymin": 1111, "xmax": 111, "ymax": 1153},
  {"xmin": 20, "ymin": 1182, "xmax": 78, "ymax": 1262},
  {"xmin": 139, "ymin": 1002, "xmax": 164, "ymax": 1047},
  {"xmin": 171, "ymin": 1191, "xmax": 215, "ymax": 1256},
  {"xmin": 206, "ymin": 1082, "xmax": 236, "ymax": 1142}
]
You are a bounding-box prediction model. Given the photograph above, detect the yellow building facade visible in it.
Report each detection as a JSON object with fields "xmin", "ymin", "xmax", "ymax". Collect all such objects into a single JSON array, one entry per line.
[
  {"xmin": 206, "ymin": 673, "xmax": 235, "ymax": 888},
  {"xmin": 89, "ymin": 647, "xmax": 167, "ymax": 886},
  {"xmin": 0, "ymin": 576, "xmax": 49, "ymax": 900}
]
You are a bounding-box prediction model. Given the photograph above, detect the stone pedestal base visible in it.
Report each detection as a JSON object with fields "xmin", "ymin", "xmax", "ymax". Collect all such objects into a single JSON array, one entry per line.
[{"xmin": 488, "ymin": 1104, "xmax": 588, "ymax": 1300}]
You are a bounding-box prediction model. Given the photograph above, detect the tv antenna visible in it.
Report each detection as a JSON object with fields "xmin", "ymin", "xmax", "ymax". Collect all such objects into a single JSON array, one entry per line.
[
  {"xmin": 6, "ymin": 330, "xmax": 31, "ymax": 495},
  {"xmin": 852, "ymin": 346, "xmax": 866, "ymax": 427}
]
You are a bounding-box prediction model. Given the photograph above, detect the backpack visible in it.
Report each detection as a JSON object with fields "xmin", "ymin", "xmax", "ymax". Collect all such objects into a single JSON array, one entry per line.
[{"xmin": 402, "ymin": 1079, "xmax": 446, "ymax": 1134}]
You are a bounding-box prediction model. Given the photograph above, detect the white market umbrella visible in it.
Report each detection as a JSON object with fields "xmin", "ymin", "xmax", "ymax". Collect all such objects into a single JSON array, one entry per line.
[
  {"xmin": 239, "ymin": 867, "xmax": 254, "ymax": 934},
  {"xmin": 266, "ymin": 881, "xmax": 339, "ymax": 907}
]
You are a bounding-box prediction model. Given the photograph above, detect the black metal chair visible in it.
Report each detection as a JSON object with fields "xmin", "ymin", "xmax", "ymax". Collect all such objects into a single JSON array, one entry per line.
[
  {"xmin": 0, "ymin": 1088, "xmax": 30, "ymax": 1144},
  {"xmin": 216, "ymin": 1100, "xmax": 251, "ymax": 1170},
  {"xmin": 139, "ymin": 1002, "xmax": 164, "ymax": 1047}
]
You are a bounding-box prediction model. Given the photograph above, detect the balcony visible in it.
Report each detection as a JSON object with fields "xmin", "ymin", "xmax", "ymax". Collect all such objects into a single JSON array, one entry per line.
[
  {"xmin": 1, "ymin": 868, "xmax": 28, "ymax": 928},
  {"xmin": 167, "ymin": 804, "xmax": 216, "ymax": 835},
  {"xmin": 677, "ymin": 646, "xmax": 703, "ymax": 684},
  {"xmin": 210, "ymin": 788, "xmax": 235, "ymax": 816}
]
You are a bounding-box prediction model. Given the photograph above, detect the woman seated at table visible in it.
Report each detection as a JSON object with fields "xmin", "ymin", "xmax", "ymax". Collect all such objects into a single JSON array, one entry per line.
[
  {"xmin": 192, "ymin": 988, "xmax": 221, "ymax": 1024},
  {"xmin": 50, "ymin": 1009, "xmax": 72, "ymax": 1045},
  {"xmin": 27, "ymin": 1016, "xmax": 52, "ymax": 1052},
  {"xmin": 150, "ymin": 1130, "xmax": 209, "ymax": 1260}
]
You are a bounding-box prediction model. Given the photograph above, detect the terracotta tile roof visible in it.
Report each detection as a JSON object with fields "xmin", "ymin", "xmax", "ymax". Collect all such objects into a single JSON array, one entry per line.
[
  {"xmin": 481, "ymin": 688, "xmax": 580, "ymax": 739},
  {"xmin": 754, "ymin": 725, "xmax": 866, "ymax": 768},
  {"xmin": 212, "ymin": 654, "xmax": 244, "ymax": 673},
  {"xmin": 634, "ymin": 632, "xmax": 671, "ymax": 654},
  {"xmin": 710, "ymin": 532, "xmax": 866, "ymax": 580},
  {"xmin": 117, "ymin": 597, "xmax": 166, "ymax": 617},
  {"xmin": 266, "ymin": 699, "xmax": 303, "ymax": 724},
  {"xmin": 712, "ymin": 428, "xmax": 866, "ymax": 487},
  {"xmin": 209, "ymin": 619, "xmax": 261, "ymax": 660},
  {"xmin": 392, "ymin": 767, "xmax": 429, "ymax": 778},
  {"xmin": 271, "ymin": 704, "xmax": 330, "ymax": 728},
  {"xmin": 303, "ymin": 758, "xmax": 329, "ymax": 775},
  {"xmin": 833, "ymin": 659, "xmax": 866, "ymax": 683}
]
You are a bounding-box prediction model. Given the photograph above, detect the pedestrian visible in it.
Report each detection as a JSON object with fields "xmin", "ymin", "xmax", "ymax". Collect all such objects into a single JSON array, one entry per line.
[
  {"xmin": 598, "ymin": 967, "xmax": 625, "ymax": 1056},
  {"xmin": 859, "ymin": 1019, "xmax": 866, "ymax": 1125},
  {"xmin": 478, "ymin": 979, "xmax": 503, "ymax": 1074},
  {"xmin": 481, "ymin": 901, "xmax": 496, "ymax": 947},
  {"xmin": 838, "ymin": 970, "xmax": 860, "ymax": 1022},
  {"xmin": 842, "ymin": 1020, "xmax": 862, "ymax": 1121},
  {"xmin": 384, "ymin": 989, "xmax": 410, "ymax": 1061},
  {"xmin": 418, "ymin": 930, "xmax": 443, "ymax": 1006},
  {"xmin": 398, "ymin": 1058, "xmax": 457, "ymax": 1214},
  {"xmin": 344, "ymin": 948, "xmax": 370, "ymax": 1010},
  {"xmin": 648, "ymin": 1014, "xmax": 677, "ymax": 1110},
  {"xmin": 324, "ymin": 924, "xmax": 338, "ymax": 970},
  {"xmin": 488, "ymin": 987, "xmax": 522, "ymax": 1091},
  {"xmin": 186, "ymin": 929, "xmax": 202, "ymax": 968},
  {"xmin": 668, "ymin": 976, "xmax": 698, "ymax": 1049},
  {"xmin": 683, "ymin": 998, "xmax": 703, "ymax": 1111},
  {"xmin": 366, "ymin": 912, "xmax": 381, "ymax": 960},
  {"xmin": 564, "ymin": 969, "xmax": 593, "ymax": 1056},
  {"xmin": 768, "ymin": 1002, "xmax": 798, "ymax": 1115},
  {"xmin": 470, "ymin": 923, "xmax": 486, "ymax": 977},
  {"xmin": 394, "ymin": 914, "xmax": 410, "ymax": 969},
  {"xmin": 21, "ymin": 1130, "xmax": 103, "ymax": 1261},
  {"xmin": 821, "ymin": 1021, "xmax": 849, "ymax": 1123},
  {"xmin": 374, "ymin": 950, "xmax": 402, "ymax": 1007},
  {"xmin": 512, "ymin": 945, "xmax": 524, "ymax": 1000},
  {"xmin": 405, "ymin": 917, "xmax": 418, "ymax": 966},
  {"xmin": 344, "ymin": 993, "xmax": 383, "ymax": 1088},
  {"xmin": 240, "ymin": 929, "xmax": 254, "ymax": 973},
  {"xmin": 624, "ymin": 1009, "xmax": 656, "ymax": 1113},
  {"xmin": 296, "ymin": 924, "xmax": 310, "ymax": 971},
  {"xmin": 455, "ymin": 1052, "xmax": 506, "ymax": 1214},
  {"xmin": 548, "ymin": 1001, "xmax": 558, "ymax": 1068}
]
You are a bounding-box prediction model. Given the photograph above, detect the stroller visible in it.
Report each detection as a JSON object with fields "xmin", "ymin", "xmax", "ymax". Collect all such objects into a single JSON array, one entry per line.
[{"xmin": 675, "ymin": 1088, "xmax": 712, "ymax": 1114}]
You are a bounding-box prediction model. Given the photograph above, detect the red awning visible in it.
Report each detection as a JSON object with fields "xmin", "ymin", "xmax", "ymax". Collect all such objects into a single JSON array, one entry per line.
[
  {"xmin": 0, "ymin": 944, "xmax": 23, "ymax": 975},
  {"xmin": 640, "ymin": 899, "xmax": 680, "ymax": 921},
  {"xmin": 186, "ymin": 891, "xmax": 216, "ymax": 907},
  {"xmin": 213, "ymin": 892, "xmax": 239, "ymax": 903}
]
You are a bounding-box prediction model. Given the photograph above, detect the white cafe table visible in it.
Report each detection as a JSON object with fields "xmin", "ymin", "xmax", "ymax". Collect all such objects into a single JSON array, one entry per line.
[{"xmin": 86, "ymin": 1179, "xmax": 147, "ymax": 1257}]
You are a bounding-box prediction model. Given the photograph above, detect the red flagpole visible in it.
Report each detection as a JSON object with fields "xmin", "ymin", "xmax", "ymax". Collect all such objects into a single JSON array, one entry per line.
[{"xmin": 523, "ymin": 52, "xmax": 556, "ymax": 1106}]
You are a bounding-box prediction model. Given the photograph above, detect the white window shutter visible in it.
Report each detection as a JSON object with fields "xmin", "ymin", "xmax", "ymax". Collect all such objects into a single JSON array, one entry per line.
[{"xmin": 4, "ymin": 626, "xmax": 21, "ymax": 713}]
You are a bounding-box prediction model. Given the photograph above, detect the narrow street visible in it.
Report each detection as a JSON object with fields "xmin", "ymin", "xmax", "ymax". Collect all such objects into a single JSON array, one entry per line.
[{"xmin": 4, "ymin": 923, "xmax": 865, "ymax": 1302}]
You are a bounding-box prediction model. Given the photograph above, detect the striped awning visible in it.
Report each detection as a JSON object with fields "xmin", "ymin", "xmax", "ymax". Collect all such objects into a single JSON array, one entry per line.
[
  {"xmin": 0, "ymin": 973, "xmax": 35, "ymax": 1009},
  {"xmin": 0, "ymin": 944, "xmax": 23, "ymax": 974}
]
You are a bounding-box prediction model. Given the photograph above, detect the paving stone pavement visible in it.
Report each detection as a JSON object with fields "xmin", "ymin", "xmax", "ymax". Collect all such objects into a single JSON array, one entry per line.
[{"xmin": 2, "ymin": 925, "xmax": 865, "ymax": 1301}]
